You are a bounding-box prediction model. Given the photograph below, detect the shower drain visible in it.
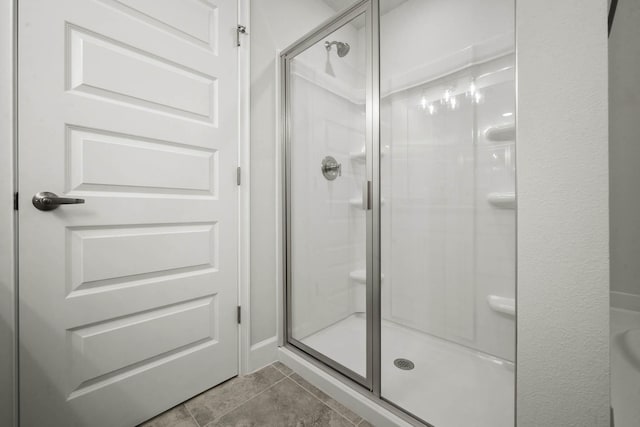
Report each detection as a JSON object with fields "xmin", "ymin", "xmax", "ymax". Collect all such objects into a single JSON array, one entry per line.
[{"xmin": 393, "ymin": 358, "xmax": 415, "ymax": 370}]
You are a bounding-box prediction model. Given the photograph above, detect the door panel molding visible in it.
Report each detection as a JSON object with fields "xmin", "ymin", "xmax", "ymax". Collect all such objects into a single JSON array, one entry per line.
[{"xmin": 17, "ymin": 1, "xmax": 239, "ymax": 425}]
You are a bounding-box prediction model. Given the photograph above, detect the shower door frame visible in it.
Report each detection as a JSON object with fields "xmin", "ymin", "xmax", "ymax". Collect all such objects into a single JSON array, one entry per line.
[{"xmin": 280, "ymin": 0, "xmax": 381, "ymax": 392}]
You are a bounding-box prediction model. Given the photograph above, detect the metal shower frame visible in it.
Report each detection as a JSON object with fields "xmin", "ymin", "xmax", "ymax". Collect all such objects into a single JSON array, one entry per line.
[
  {"xmin": 280, "ymin": 0, "xmax": 379, "ymax": 394},
  {"xmin": 278, "ymin": 1, "xmax": 430, "ymax": 425}
]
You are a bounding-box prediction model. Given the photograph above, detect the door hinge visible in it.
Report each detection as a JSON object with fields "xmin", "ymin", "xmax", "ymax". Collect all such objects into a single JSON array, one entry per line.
[
  {"xmin": 237, "ymin": 25, "xmax": 248, "ymax": 46},
  {"xmin": 237, "ymin": 166, "xmax": 241, "ymax": 186},
  {"xmin": 13, "ymin": 192, "xmax": 18, "ymax": 211},
  {"xmin": 237, "ymin": 306, "xmax": 242, "ymax": 324}
]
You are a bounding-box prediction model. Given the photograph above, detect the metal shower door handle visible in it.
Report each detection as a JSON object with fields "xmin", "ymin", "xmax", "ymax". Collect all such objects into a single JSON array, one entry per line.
[
  {"xmin": 362, "ymin": 180, "xmax": 372, "ymax": 210},
  {"xmin": 32, "ymin": 192, "xmax": 85, "ymax": 211}
]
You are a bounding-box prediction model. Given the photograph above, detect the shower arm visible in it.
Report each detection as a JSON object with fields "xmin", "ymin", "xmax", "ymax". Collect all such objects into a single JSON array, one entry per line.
[
  {"xmin": 324, "ymin": 40, "xmax": 350, "ymax": 57},
  {"xmin": 325, "ymin": 41, "xmax": 338, "ymax": 51}
]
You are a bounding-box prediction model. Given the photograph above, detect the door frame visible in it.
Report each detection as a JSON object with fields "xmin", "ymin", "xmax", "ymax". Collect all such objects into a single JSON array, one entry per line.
[
  {"xmin": 237, "ymin": 0, "xmax": 253, "ymax": 377},
  {"xmin": 0, "ymin": 0, "xmax": 252, "ymax": 424},
  {"xmin": 0, "ymin": 1, "xmax": 17, "ymax": 426}
]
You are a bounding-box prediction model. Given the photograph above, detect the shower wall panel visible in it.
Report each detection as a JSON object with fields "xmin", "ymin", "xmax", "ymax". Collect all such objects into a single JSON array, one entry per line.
[{"xmin": 379, "ymin": 0, "xmax": 516, "ymax": 362}]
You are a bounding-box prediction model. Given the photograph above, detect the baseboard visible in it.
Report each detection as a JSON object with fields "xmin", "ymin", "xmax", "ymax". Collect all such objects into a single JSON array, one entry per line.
[
  {"xmin": 611, "ymin": 291, "xmax": 640, "ymax": 312},
  {"xmin": 248, "ymin": 336, "xmax": 278, "ymax": 373},
  {"xmin": 278, "ymin": 347, "xmax": 418, "ymax": 427}
]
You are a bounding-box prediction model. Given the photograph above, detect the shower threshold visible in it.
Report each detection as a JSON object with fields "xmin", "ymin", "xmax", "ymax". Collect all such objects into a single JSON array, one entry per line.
[{"xmin": 301, "ymin": 314, "xmax": 514, "ymax": 427}]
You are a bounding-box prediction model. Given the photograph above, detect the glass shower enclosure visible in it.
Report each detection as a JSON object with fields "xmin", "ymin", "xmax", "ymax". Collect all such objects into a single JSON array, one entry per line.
[{"xmin": 281, "ymin": 0, "xmax": 515, "ymax": 425}]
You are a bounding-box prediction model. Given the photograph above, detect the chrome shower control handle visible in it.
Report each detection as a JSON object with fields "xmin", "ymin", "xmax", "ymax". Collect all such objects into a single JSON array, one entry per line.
[
  {"xmin": 32, "ymin": 192, "xmax": 85, "ymax": 211},
  {"xmin": 321, "ymin": 156, "xmax": 342, "ymax": 181},
  {"xmin": 327, "ymin": 162, "xmax": 341, "ymax": 176}
]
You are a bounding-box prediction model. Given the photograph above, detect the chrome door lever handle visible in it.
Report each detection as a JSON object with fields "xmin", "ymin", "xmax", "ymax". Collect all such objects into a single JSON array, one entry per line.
[{"xmin": 32, "ymin": 192, "xmax": 85, "ymax": 211}]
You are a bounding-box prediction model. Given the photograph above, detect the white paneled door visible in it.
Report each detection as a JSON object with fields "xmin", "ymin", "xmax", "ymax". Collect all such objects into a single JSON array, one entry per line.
[{"xmin": 18, "ymin": 1, "xmax": 238, "ymax": 426}]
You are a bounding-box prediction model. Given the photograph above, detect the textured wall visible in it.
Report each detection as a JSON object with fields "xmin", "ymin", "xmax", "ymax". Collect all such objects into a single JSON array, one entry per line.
[{"xmin": 516, "ymin": 0, "xmax": 610, "ymax": 425}]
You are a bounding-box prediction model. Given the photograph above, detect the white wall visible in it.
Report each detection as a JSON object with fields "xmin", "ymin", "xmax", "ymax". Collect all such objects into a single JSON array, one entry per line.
[
  {"xmin": 0, "ymin": 1, "xmax": 15, "ymax": 426},
  {"xmin": 516, "ymin": 0, "xmax": 610, "ymax": 426},
  {"xmin": 249, "ymin": 0, "xmax": 348, "ymax": 349},
  {"xmin": 609, "ymin": 0, "xmax": 640, "ymax": 300}
]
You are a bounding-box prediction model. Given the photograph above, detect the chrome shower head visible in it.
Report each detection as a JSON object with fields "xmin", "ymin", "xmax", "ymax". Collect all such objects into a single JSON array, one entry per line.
[{"xmin": 325, "ymin": 41, "xmax": 350, "ymax": 57}]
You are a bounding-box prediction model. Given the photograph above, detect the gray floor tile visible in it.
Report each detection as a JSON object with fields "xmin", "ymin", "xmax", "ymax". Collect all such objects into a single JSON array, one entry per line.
[
  {"xmin": 138, "ymin": 405, "xmax": 198, "ymax": 427},
  {"xmin": 271, "ymin": 361, "xmax": 294, "ymax": 376},
  {"xmin": 289, "ymin": 373, "xmax": 362, "ymax": 424},
  {"xmin": 185, "ymin": 365, "xmax": 285, "ymax": 426},
  {"xmin": 357, "ymin": 420, "xmax": 374, "ymax": 427},
  {"xmin": 209, "ymin": 378, "xmax": 354, "ymax": 427}
]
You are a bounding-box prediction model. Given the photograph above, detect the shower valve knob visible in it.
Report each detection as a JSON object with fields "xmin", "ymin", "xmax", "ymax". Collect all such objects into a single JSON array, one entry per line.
[{"xmin": 321, "ymin": 156, "xmax": 342, "ymax": 181}]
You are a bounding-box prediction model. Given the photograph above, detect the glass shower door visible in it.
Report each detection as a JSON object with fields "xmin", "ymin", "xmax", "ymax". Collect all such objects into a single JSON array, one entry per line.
[
  {"xmin": 283, "ymin": 4, "xmax": 372, "ymax": 385},
  {"xmin": 283, "ymin": 1, "xmax": 516, "ymax": 425},
  {"xmin": 378, "ymin": 0, "xmax": 516, "ymax": 426}
]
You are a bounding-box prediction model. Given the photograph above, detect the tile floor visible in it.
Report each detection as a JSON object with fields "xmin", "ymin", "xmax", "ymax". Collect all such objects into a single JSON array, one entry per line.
[{"xmin": 139, "ymin": 361, "xmax": 374, "ymax": 427}]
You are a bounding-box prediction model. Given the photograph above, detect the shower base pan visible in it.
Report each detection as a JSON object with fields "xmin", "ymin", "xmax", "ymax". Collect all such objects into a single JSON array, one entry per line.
[{"xmin": 300, "ymin": 314, "xmax": 514, "ymax": 427}]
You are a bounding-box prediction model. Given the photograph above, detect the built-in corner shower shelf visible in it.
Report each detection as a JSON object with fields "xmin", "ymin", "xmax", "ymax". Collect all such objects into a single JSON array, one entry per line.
[
  {"xmin": 487, "ymin": 295, "xmax": 516, "ymax": 317},
  {"xmin": 487, "ymin": 192, "xmax": 516, "ymax": 209},
  {"xmin": 484, "ymin": 123, "xmax": 515, "ymax": 142},
  {"xmin": 349, "ymin": 269, "xmax": 366, "ymax": 283},
  {"xmin": 350, "ymin": 150, "xmax": 366, "ymax": 161},
  {"xmin": 349, "ymin": 198, "xmax": 385, "ymax": 208},
  {"xmin": 349, "ymin": 149, "xmax": 386, "ymax": 161},
  {"xmin": 349, "ymin": 269, "xmax": 383, "ymax": 284}
]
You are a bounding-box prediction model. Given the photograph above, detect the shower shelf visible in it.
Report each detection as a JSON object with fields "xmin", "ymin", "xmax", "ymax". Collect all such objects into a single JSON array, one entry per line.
[
  {"xmin": 487, "ymin": 192, "xmax": 516, "ymax": 209},
  {"xmin": 349, "ymin": 270, "xmax": 366, "ymax": 283},
  {"xmin": 349, "ymin": 198, "xmax": 385, "ymax": 207},
  {"xmin": 349, "ymin": 150, "xmax": 386, "ymax": 161},
  {"xmin": 349, "ymin": 269, "xmax": 383, "ymax": 283},
  {"xmin": 484, "ymin": 123, "xmax": 515, "ymax": 142},
  {"xmin": 350, "ymin": 151, "xmax": 366, "ymax": 161},
  {"xmin": 487, "ymin": 295, "xmax": 515, "ymax": 317}
]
